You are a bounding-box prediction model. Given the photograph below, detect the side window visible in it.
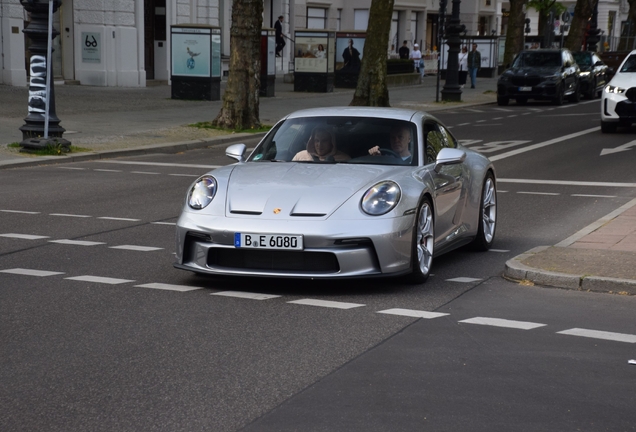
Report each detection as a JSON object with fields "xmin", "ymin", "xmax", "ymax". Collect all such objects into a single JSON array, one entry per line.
[{"xmin": 423, "ymin": 122, "xmax": 456, "ymax": 164}]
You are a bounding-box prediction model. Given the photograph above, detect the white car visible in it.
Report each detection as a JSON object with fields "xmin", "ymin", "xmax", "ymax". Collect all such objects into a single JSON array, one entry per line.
[{"xmin": 601, "ymin": 49, "xmax": 636, "ymax": 133}]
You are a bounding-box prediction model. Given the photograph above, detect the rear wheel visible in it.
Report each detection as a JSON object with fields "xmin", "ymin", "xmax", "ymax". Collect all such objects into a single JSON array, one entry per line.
[
  {"xmin": 601, "ymin": 120, "xmax": 617, "ymax": 133},
  {"xmin": 408, "ymin": 198, "xmax": 435, "ymax": 283},
  {"xmin": 497, "ymin": 96, "xmax": 509, "ymax": 106},
  {"xmin": 471, "ymin": 173, "xmax": 497, "ymax": 251}
]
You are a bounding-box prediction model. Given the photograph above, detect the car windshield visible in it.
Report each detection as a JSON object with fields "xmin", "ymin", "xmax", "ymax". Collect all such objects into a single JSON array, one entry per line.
[
  {"xmin": 572, "ymin": 52, "xmax": 591, "ymax": 66},
  {"xmin": 620, "ymin": 54, "xmax": 636, "ymax": 72},
  {"xmin": 513, "ymin": 52, "xmax": 562, "ymax": 68},
  {"xmin": 248, "ymin": 116, "xmax": 418, "ymax": 166}
]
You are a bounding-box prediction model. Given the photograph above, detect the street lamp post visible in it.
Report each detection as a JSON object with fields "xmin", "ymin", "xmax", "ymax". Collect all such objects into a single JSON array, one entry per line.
[
  {"xmin": 19, "ymin": 0, "xmax": 70, "ymax": 153},
  {"xmin": 441, "ymin": 0, "xmax": 465, "ymax": 102},
  {"xmin": 436, "ymin": 0, "xmax": 447, "ymax": 103}
]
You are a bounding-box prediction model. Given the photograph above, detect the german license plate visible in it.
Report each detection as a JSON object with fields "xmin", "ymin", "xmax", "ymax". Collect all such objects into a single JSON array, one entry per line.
[
  {"xmin": 519, "ymin": 86, "xmax": 532, "ymax": 91},
  {"xmin": 234, "ymin": 233, "xmax": 303, "ymax": 250}
]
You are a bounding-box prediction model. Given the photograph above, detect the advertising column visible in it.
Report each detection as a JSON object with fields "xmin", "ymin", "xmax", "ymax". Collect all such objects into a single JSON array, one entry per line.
[{"xmin": 293, "ymin": 30, "xmax": 335, "ymax": 93}]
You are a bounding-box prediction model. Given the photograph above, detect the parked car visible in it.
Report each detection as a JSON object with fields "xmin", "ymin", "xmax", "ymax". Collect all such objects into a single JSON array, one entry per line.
[
  {"xmin": 601, "ymin": 49, "xmax": 636, "ymax": 133},
  {"xmin": 174, "ymin": 107, "xmax": 497, "ymax": 282},
  {"xmin": 497, "ymin": 49, "xmax": 580, "ymax": 106},
  {"xmin": 572, "ymin": 51, "xmax": 610, "ymax": 99}
]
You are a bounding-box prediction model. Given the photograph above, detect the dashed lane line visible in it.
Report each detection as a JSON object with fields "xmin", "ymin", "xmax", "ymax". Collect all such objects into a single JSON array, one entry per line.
[
  {"xmin": 377, "ymin": 309, "xmax": 449, "ymax": 319},
  {"xmin": 446, "ymin": 277, "xmax": 482, "ymax": 283},
  {"xmin": 212, "ymin": 291, "xmax": 281, "ymax": 300},
  {"xmin": 287, "ymin": 299, "xmax": 365, "ymax": 309},
  {"xmin": 49, "ymin": 213, "xmax": 91, "ymax": 218},
  {"xmin": 459, "ymin": 317, "xmax": 547, "ymax": 330},
  {"xmin": 65, "ymin": 275, "xmax": 135, "ymax": 284},
  {"xmin": 517, "ymin": 191, "xmax": 560, "ymax": 196},
  {"xmin": 557, "ymin": 328, "xmax": 636, "ymax": 344},
  {"xmin": 109, "ymin": 245, "xmax": 163, "ymax": 252},
  {"xmin": 49, "ymin": 240, "xmax": 106, "ymax": 246},
  {"xmin": 0, "ymin": 234, "xmax": 50, "ymax": 240},
  {"xmin": 136, "ymin": 283, "xmax": 203, "ymax": 292},
  {"xmin": 98, "ymin": 217, "xmax": 141, "ymax": 221},
  {"xmin": 0, "ymin": 210, "xmax": 40, "ymax": 214},
  {"xmin": 1, "ymin": 268, "xmax": 64, "ymax": 277}
]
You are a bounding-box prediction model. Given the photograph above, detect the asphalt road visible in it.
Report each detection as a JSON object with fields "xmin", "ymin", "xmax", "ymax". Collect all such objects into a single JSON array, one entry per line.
[{"xmin": 1, "ymin": 98, "xmax": 636, "ymax": 431}]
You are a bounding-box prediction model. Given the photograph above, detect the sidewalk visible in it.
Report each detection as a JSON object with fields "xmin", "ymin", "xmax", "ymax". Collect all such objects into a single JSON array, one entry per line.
[{"xmin": 1, "ymin": 76, "xmax": 635, "ymax": 295}]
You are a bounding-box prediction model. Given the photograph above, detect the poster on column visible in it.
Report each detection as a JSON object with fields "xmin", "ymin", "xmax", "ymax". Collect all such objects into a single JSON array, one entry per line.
[
  {"xmin": 172, "ymin": 29, "xmax": 211, "ymax": 77},
  {"xmin": 81, "ymin": 32, "xmax": 101, "ymax": 64}
]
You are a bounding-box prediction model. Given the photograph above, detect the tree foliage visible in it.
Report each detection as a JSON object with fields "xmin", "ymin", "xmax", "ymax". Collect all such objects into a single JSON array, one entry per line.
[
  {"xmin": 212, "ymin": 0, "xmax": 263, "ymax": 129},
  {"xmin": 528, "ymin": 0, "xmax": 566, "ymax": 47},
  {"xmin": 350, "ymin": 0, "xmax": 395, "ymax": 107},
  {"xmin": 564, "ymin": 0, "xmax": 596, "ymax": 52},
  {"xmin": 503, "ymin": 0, "xmax": 528, "ymax": 67}
]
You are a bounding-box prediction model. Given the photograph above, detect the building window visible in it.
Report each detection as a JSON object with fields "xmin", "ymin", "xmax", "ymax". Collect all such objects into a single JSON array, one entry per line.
[
  {"xmin": 337, "ymin": 9, "xmax": 342, "ymax": 31},
  {"xmin": 307, "ymin": 7, "xmax": 327, "ymax": 29},
  {"xmin": 354, "ymin": 9, "xmax": 369, "ymax": 31},
  {"xmin": 411, "ymin": 12, "xmax": 418, "ymax": 44}
]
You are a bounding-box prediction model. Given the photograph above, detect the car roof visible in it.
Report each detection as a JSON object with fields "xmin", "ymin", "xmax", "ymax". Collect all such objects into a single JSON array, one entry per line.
[{"xmin": 284, "ymin": 107, "xmax": 428, "ymax": 122}]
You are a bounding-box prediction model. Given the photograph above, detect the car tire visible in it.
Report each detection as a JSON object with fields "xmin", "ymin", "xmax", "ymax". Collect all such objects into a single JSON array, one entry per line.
[
  {"xmin": 408, "ymin": 197, "xmax": 435, "ymax": 283},
  {"xmin": 568, "ymin": 83, "xmax": 581, "ymax": 103},
  {"xmin": 497, "ymin": 96, "xmax": 509, "ymax": 106},
  {"xmin": 516, "ymin": 97, "xmax": 528, "ymax": 105},
  {"xmin": 552, "ymin": 85, "xmax": 564, "ymax": 105},
  {"xmin": 470, "ymin": 173, "xmax": 497, "ymax": 251},
  {"xmin": 601, "ymin": 120, "xmax": 617, "ymax": 133}
]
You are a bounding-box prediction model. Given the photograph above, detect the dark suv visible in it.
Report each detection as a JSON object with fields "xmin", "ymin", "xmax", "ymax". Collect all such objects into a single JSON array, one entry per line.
[
  {"xmin": 572, "ymin": 51, "xmax": 610, "ymax": 99},
  {"xmin": 497, "ymin": 49, "xmax": 580, "ymax": 106}
]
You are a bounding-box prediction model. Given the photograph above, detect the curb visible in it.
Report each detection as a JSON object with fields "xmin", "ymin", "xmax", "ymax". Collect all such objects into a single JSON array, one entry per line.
[
  {"xmin": 504, "ymin": 246, "xmax": 636, "ymax": 295},
  {"xmin": 0, "ymin": 132, "xmax": 267, "ymax": 170}
]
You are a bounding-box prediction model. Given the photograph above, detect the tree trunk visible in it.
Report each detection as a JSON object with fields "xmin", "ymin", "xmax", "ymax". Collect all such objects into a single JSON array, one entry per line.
[
  {"xmin": 350, "ymin": 0, "xmax": 395, "ymax": 107},
  {"xmin": 564, "ymin": 0, "xmax": 595, "ymax": 52},
  {"xmin": 503, "ymin": 0, "xmax": 528, "ymax": 67},
  {"xmin": 212, "ymin": 0, "xmax": 263, "ymax": 130}
]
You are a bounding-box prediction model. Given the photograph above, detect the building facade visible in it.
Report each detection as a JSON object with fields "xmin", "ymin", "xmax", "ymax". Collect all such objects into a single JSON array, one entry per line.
[{"xmin": 0, "ymin": 0, "xmax": 629, "ymax": 87}]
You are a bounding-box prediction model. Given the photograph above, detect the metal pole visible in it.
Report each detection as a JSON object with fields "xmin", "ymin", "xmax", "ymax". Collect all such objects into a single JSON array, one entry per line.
[
  {"xmin": 44, "ymin": 0, "xmax": 53, "ymax": 139},
  {"xmin": 436, "ymin": 0, "xmax": 447, "ymax": 103}
]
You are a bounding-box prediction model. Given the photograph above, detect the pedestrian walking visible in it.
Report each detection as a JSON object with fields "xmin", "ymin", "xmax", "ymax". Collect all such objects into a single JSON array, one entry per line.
[
  {"xmin": 458, "ymin": 46, "xmax": 468, "ymax": 88},
  {"xmin": 467, "ymin": 43, "xmax": 481, "ymax": 88},
  {"xmin": 410, "ymin": 44, "xmax": 423, "ymax": 75},
  {"xmin": 275, "ymin": 15, "xmax": 285, "ymax": 57}
]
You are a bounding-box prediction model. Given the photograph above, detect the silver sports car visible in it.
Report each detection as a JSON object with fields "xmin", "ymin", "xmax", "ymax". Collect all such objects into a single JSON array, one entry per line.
[{"xmin": 174, "ymin": 107, "xmax": 497, "ymax": 281}]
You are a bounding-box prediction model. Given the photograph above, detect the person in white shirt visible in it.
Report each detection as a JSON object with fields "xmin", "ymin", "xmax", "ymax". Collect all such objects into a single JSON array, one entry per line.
[
  {"xmin": 458, "ymin": 46, "xmax": 468, "ymax": 88},
  {"xmin": 410, "ymin": 43, "xmax": 423, "ymax": 75}
]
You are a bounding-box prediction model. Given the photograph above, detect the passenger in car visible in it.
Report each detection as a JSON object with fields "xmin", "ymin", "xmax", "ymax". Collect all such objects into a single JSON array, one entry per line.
[
  {"xmin": 292, "ymin": 127, "xmax": 351, "ymax": 162},
  {"xmin": 368, "ymin": 124, "xmax": 413, "ymax": 162}
]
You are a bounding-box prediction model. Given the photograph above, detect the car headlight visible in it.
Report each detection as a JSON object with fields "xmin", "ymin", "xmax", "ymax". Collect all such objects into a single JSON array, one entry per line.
[
  {"xmin": 361, "ymin": 181, "xmax": 401, "ymax": 216},
  {"xmin": 605, "ymin": 85, "xmax": 626, "ymax": 94},
  {"xmin": 499, "ymin": 74, "xmax": 510, "ymax": 82},
  {"xmin": 579, "ymin": 71, "xmax": 591, "ymax": 77},
  {"xmin": 188, "ymin": 176, "xmax": 217, "ymax": 209}
]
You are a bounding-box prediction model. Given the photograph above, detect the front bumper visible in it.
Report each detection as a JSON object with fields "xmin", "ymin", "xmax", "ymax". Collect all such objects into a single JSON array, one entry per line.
[
  {"xmin": 174, "ymin": 211, "xmax": 416, "ymax": 278},
  {"xmin": 497, "ymin": 78, "xmax": 559, "ymax": 100},
  {"xmin": 602, "ymin": 90, "xmax": 636, "ymax": 123}
]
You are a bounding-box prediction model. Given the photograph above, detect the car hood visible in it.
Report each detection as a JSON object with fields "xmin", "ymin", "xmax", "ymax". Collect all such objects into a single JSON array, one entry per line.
[
  {"xmin": 225, "ymin": 162, "xmax": 402, "ymax": 218},
  {"xmin": 504, "ymin": 66, "xmax": 560, "ymax": 77},
  {"xmin": 608, "ymin": 72, "xmax": 636, "ymax": 89}
]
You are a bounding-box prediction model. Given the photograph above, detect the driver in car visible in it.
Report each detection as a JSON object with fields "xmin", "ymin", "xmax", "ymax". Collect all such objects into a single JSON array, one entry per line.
[{"xmin": 368, "ymin": 124, "xmax": 412, "ymax": 162}]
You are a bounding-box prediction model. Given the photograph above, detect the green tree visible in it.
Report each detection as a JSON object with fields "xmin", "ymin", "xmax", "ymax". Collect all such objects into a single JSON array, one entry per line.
[
  {"xmin": 212, "ymin": 0, "xmax": 263, "ymax": 129},
  {"xmin": 528, "ymin": 0, "xmax": 566, "ymax": 47},
  {"xmin": 564, "ymin": 0, "xmax": 596, "ymax": 52},
  {"xmin": 350, "ymin": 0, "xmax": 395, "ymax": 107},
  {"xmin": 503, "ymin": 0, "xmax": 529, "ymax": 67}
]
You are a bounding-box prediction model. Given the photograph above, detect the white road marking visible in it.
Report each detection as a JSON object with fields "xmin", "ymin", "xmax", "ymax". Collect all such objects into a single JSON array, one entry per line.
[
  {"xmin": 571, "ymin": 194, "xmax": 617, "ymax": 198},
  {"xmin": 465, "ymin": 109, "xmax": 485, "ymax": 113},
  {"xmin": 98, "ymin": 217, "xmax": 141, "ymax": 221},
  {"xmin": 470, "ymin": 140, "xmax": 531, "ymax": 153},
  {"xmin": 460, "ymin": 317, "xmax": 547, "ymax": 330},
  {"xmin": 507, "ymin": 115, "xmax": 518, "ymax": 118},
  {"xmin": 1, "ymin": 233, "xmax": 49, "ymax": 240},
  {"xmin": 65, "ymin": 275, "xmax": 134, "ymax": 284},
  {"xmin": 600, "ymin": 140, "xmax": 636, "ymax": 156},
  {"xmin": 151, "ymin": 222, "xmax": 176, "ymax": 226},
  {"xmin": 377, "ymin": 309, "xmax": 449, "ymax": 319},
  {"xmin": 1, "ymin": 210, "xmax": 40, "ymax": 214},
  {"xmin": 49, "ymin": 213, "xmax": 91, "ymax": 218},
  {"xmin": 93, "ymin": 169, "xmax": 122, "ymax": 172},
  {"xmin": 492, "ymin": 108, "xmax": 513, "ymax": 112},
  {"xmin": 517, "ymin": 191, "xmax": 560, "ymax": 196},
  {"xmin": 557, "ymin": 328, "xmax": 636, "ymax": 344},
  {"xmin": 476, "ymin": 119, "xmax": 487, "ymax": 123},
  {"xmin": 498, "ymin": 190, "xmax": 508, "ymax": 193},
  {"xmin": 492, "ymin": 117, "xmax": 504, "ymax": 120},
  {"xmin": 130, "ymin": 171, "xmax": 161, "ymax": 175},
  {"xmin": 489, "ymin": 249, "xmax": 510, "ymax": 253},
  {"xmin": 109, "ymin": 245, "xmax": 163, "ymax": 251},
  {"xmin": 457, "ymin": 123, "xmax": 471, "ymax": 126},
  {"xmin": 490, "ymin": 127, "xmax": 599, "ymax": 161},
  {"xmin": 446, "ymin": 277, "xmax": 481, "ymax": 283},
  {"xmin": 136, "ymin": 283, "xmax": 202, "ymax": 292},
  {"xmin": 57, "ymin": 167, "xmax": 86, "ymax": 170},
  {"xmin": 458, "ymin": 139, "xmax": 483, "ymax": 146},
  {"xmin": 49, "ymin": 240, "xmax": 106, "ymax": 246},
  {"xmin": 212, "ymin": 291, "xmax": 281, "ymax": 300},
  {"xmin": 498, "ymin": 178, "xmax": 636, "ymax": 188},
  {"xmin": 169, "ymin": 174, "xmax": 200, "ymax": 177},
  {"xmin": 98, "ymin": 160, "xmax": 220, "ymax": 169},
  {"xmin": 1, "ymin": 268, "xmax": 64, "ymax": 277},
  {"xmin": 288, "ymin": 299, "xmax": 365, "ymax": 309}
]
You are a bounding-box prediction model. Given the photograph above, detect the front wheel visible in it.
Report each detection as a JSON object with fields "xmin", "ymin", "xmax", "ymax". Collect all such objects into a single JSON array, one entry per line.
[
  {"xmin": 568, "ymin": 83, "xmax": 581, "ymax": 103},
  {"xmin": 408, "ymin": 198, "xmax": 435, "ymax": 283},
  {"xmin": 471, "ymin": 173, "xmax": 497, "ymax": 251}
]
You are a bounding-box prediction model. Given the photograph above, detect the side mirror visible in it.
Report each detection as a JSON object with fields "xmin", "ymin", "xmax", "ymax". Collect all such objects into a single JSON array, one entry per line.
[
  {"xmin": 226, "ymin": 143, "xmax": 247, "ymax": 162},
  {"xmin": 434, "ymin": 148, "xmax": 466, "ymax": 173}
]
